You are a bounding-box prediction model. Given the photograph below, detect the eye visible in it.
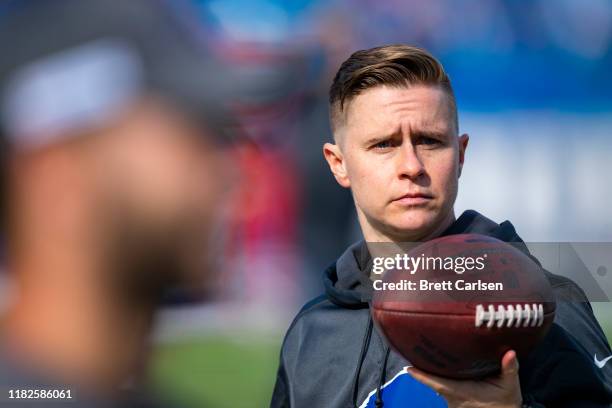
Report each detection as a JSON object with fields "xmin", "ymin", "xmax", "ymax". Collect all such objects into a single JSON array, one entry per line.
[
  {"xmin": 416, "ymin": 136, "xmax": 441, "ymax": 147},
  {"xmin": 373, "ymin": 139, "xmax": 394, "ymax": 149}
]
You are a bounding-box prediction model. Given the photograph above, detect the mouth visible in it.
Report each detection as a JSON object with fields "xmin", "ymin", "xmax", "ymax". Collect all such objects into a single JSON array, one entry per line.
[{"xmin": 391, "ymin": 192, "xmax": 433, "ymax": 206}]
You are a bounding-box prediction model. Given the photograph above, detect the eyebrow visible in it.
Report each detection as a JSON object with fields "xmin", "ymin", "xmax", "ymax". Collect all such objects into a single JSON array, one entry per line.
[
  {"xmin": 363, "ymin": 135, "xmax": 394, "ymax": 146},
  {"xmin": 363, "ymin": 128, "xmax": 451, "ymax": 146},
  {"xmin": 410, "ymin": 129, "xmax": 451, "ymax": 140}
]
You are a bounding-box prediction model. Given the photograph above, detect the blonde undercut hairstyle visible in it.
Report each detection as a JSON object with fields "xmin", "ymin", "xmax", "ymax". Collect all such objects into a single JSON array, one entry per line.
[{"xmin": 328, "ymin": 44, "xmax": 458, "ymax": 136}]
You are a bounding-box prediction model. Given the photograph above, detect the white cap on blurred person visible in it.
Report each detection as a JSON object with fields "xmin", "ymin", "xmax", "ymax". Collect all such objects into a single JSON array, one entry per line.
[{"xmin": 0, "ymin": 0, "xmax": 239, "ymax": 150}]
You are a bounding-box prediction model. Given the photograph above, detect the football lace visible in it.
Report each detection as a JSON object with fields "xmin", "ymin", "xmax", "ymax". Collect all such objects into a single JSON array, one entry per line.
[{"xmin": 475, "ymin": 304, "xmax": 544, "ymax": 328}]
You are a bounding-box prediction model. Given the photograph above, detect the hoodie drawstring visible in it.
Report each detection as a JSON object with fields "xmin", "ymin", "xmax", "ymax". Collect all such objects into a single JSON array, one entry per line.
[
  {"xmin": 351, "ymin": 314, "xmax": 373, "ymax": 408},
  {"xmin": 374, "ymin": 346, "xmax": 391, "ymax": 407}
]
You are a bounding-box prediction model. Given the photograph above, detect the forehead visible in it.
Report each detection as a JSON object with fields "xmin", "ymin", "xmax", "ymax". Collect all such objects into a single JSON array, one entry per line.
[{"xmin": 343, "ymin": 85, "xmax": 454, "ymax": 139}]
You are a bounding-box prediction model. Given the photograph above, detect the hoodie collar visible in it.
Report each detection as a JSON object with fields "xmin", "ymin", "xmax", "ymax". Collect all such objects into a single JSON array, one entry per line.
[{"xmin": 324, "ymin": 210, "xmax": 528, "ymax": 309}]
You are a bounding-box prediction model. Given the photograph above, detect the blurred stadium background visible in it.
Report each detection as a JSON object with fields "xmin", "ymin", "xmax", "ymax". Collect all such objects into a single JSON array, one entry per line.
[
  {"xmin": 3, "ymin": 0, "xmax": 612, "ymax": 406},
  {"xmin": 148, "ymin": 1, "xmax": 612, "ymax": 406}
]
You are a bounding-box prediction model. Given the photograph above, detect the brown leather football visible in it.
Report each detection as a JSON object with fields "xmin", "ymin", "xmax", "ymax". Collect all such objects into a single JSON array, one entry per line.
[{"xmin": 371, "ymin": 233, "xmax": 556, "ymax": 379}]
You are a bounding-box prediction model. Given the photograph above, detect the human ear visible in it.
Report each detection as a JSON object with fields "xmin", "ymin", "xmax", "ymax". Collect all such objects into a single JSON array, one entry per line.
[
  {"xmin": 323, "ymin": 142, "xmax": 350, "ymax": 188},
  {"xmin": 457, "ymin": 133, "xmax": 469, "ymax": 178}
]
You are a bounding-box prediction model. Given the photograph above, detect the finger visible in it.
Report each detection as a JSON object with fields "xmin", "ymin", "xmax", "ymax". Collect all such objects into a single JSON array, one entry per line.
[
  {"xmin": 407, "ymin": 367, "xmax": 457, "ymax": 396},
  {"xmin": 501, "ymin": 350, "xmax": 520, "ymax": 377}
]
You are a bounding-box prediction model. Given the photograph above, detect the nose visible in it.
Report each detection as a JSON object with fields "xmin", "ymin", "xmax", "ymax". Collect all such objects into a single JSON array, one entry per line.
[{"xmin": 396, "ymin": 142, "xmax": 425, "ymax": 180}]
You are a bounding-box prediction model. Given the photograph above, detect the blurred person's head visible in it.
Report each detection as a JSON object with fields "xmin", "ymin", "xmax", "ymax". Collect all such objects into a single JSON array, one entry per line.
[
  {"xmin": 323, "ymin": 45, "xmax": 469, "ymax": 242},
  {"xmin": 0, "ymin": 0, "xmax": 236, "ymax": 395}
]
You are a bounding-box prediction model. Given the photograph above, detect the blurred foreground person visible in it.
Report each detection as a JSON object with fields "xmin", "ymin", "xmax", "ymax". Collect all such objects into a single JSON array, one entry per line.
[{"xmin": 0, "ymin": 0, "xmax": 236, "ymax": 406}]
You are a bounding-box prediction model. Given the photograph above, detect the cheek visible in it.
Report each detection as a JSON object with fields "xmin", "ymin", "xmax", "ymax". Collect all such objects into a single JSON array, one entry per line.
[
  {"xmin": 127, "ymin": 143, "xmax": 227, "ymax": 228},
  {"xmin": 177, "ymin": 148, "xmax": 227, "ymax": 221},
  {"xmin": 426, "ymin": 152, "xmax": 459, "ymax": 195},
  {"xmin": 346, "ymin": 155, "xmax": 389, "ymax": 206}
]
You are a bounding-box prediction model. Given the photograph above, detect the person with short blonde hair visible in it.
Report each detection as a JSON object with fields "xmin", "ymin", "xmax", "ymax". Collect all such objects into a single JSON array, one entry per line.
[{"xmin": 271, "ymin": 44, "xmax": 612, "ymax": 408}]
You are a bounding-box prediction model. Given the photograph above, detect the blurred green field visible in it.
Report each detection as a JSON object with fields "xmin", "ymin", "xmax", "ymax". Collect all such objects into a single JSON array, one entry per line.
[
  {"xmin": 151, "ymin": 306, "xmax": 612, "ymax": 407},
  {"xmin": 151, "ymin": 333, "xmax": 282, "ymax": 408}
]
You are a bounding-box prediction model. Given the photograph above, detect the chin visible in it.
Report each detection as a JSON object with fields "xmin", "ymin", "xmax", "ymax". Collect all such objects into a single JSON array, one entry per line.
[{"xmin": 385, "ymin": 212, "xmax": 439, "ymax": 241}]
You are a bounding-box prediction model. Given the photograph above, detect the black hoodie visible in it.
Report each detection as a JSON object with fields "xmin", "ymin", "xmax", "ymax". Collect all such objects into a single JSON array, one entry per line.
[{"xmin": 271, "ymin": 210, "xmax": 612, "ymax": 408}]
